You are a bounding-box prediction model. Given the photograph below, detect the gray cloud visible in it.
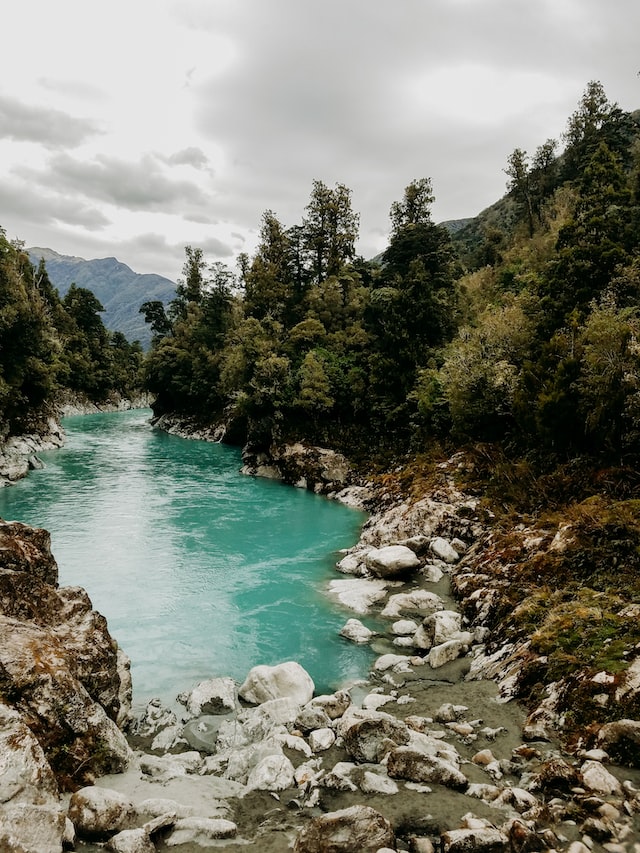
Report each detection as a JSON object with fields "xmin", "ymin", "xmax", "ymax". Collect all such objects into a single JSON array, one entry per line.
[
  {"xmin": 118, "ymin": 232, "xmax": 234, "ymax": 280},
  {"xmin": 0, "ymin": 180, "xmax": 111, "ymax": 231},
  {"xmin": 0, "ymin": 94, "xmax": 100, "ymax": 148},
  {"xmin": 198, "ymin": 235, "xmax": 235, "ymax": 257},
  {"xmin": 187, "ymin": 0, "xmax": 640, "ymax": 254},
  {"xmin": 20, "ymin": 152, "xmax": 210, "ymax": 213},
  {"xmin": 37, "ymin": 77, "xmax": 106, "ymax": 101},
  {"xmin": 166, "ymin": 147, "xmax": 211, "ymax": 170}
]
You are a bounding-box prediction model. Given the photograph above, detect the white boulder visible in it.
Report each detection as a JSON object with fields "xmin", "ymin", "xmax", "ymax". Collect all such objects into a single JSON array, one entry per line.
[
  {"xmin": 365, "ymin": 545, "xmax": 421, "ymax": 579},
  {"xmin": 328, "ymin": 578, "xmax": 388, "ymax": 614},
  {"xmin": 336, "ymin": 551, "xmax": 369, "ymax": 575},
  {"xmin": 239, "ymin": 661, "xmax": 314, "ymax": 706},
  {"xmin": 414, "ymin": 610, "xmax": 463, "ymax": 650},
  {"xmin": 68, "ymin": 786, "xmax": 134, "ymax": 840},
  {"xmin": 178, "ymin": 677, "xmax": 239, "ymax": 717},
  {"xmin": 381, "ymin": 589, "xmax": 444, "ymax": 619},
  {"xmin": 309, "ymin": 727, "xmax": 336, "ymax": 752},
  {"xmin": 246, "ymin": 753, "xmax": 295, "ymax": 791},
  {"xmin": 164, "ymin": 817, "xmax": 237, "ymax": 846},
  {"xmin": 430, "ymin": 537, "xmax": 460, "ymax": 563},
  {"xmin": 340, "ymin": 618, "xmax": 376, "ymax": 644},
  {"xmin": 580, "ymin": 759, "xmax": 622, "ymax": 796},
  {"xmin": 427, "ymin": 636, "xmax": 473, "ymax": 669}
]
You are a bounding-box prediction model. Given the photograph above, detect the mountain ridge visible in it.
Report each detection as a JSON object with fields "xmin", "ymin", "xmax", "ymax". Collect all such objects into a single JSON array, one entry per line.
[{"xmin": 28, "ymin": 247, "xmax": 177, "ymax": 349}]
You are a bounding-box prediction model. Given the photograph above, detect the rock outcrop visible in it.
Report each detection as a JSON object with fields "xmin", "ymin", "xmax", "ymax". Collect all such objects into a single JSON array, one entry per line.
[
  {"xmin": 241, "ymin": 441, "xmax": 353, "ymax": 495},
  {"xmin": 0, "ymin": 519, "xmax": 132, "ymax": 851},
  {"xmin": 0, "ymin": 417, "xmax": 65, "ymax": 487}
]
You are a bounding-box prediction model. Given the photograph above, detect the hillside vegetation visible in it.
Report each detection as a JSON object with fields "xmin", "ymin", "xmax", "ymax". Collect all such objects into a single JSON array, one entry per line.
[
  {"xmin": 0, "ymin": 238, "xmax": 144, "ymax": 436},
  {"xmin": 142, "ymin": 82, "xmax": 640, "ymax": 475}
]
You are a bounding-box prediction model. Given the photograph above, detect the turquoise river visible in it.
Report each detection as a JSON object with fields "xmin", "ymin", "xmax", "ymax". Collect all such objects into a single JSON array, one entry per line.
[{"xmin": 0, "ymin": 410, "xmax": 373, "ymax": 711}]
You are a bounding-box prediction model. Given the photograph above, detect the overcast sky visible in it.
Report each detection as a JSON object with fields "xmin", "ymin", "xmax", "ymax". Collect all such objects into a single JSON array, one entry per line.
[{"xmin": 1, "ymin": 0, "xmax": 639, "ymax": 282}]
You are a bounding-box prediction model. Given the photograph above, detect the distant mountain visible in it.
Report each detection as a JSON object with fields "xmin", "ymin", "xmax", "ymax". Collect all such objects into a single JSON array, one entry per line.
[{"xmin": 27, "ymin": 248, "xmax": 176, "ymax": 349}]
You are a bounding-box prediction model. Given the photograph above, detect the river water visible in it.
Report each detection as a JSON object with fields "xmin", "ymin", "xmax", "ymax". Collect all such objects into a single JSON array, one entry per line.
[{"xmin": 0, "ymin": 410, "xmax": 371, "ymax": 711}]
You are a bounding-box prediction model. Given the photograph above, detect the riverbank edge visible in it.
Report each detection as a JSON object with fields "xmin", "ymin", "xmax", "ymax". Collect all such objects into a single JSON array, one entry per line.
[
  {"xmin": 0, "ymin": 392, "xmax": 152, "ymax": 488},
  {"xmin": 148, "ymin": 411, "xmax": 640, "ymax": 752},
  {"xmin": 112, "ymin": 416, "xmax": 640, "ymax": 849}
]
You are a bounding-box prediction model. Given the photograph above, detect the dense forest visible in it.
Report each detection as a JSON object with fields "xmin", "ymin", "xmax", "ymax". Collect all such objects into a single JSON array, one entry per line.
[
  {"xmin": 138, "ymin": 82, "xmax": 640, "ymax": 482},
  {"xmin": 0, "ymin": 235, "xmax": 143, "ymax": 439}
]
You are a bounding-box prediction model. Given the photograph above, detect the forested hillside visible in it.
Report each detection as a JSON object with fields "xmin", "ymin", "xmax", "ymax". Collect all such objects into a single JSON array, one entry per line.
[
  {"xmin": 142, "ymin": 81, "xmax": 640, "ymax": 478},
  {"xmin": 0, "ymin": 236, "xmax": 144, "ymax": 438},
  {"xmin": 4, "ymin": 80, "xmax": 640, "ymax": 486}
]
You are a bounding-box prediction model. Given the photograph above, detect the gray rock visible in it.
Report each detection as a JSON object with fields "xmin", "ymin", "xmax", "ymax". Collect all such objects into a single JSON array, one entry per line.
[
  {"xmin": 381, "ymin": 589, "xmax": 444, "ymax": 619},
  {"xmin": 164, "ymin": 817, "xmax": 237, "ymax": 846},
  {"xmin": 296, "ymin": 705, "xmax": 331, "ymax": 733},
  {"xmin": 387, "ymin": 747, "xmax": 468, "ymax": 790},
  {"xmin": 392, "ymin": 618, "xmax": 420, "ymax": 635},
  {"xmin": 597, "ymin": 718, "xmax": 640, "ymax": 759},
  {"xmin": 359, "ymin": 769, "xmax": 399, "ymax": 795},
  {"xmin": 246, "ymin": 752, "xmax": 295, "ymax": 791},
  {"xmin": 106, "ymin": 827, "xmax": 155, "ymax": 853},
  {"xmin": 430, "ymin": 536, "xmax": 460, "ymax": 563},
  {"xmin": 336, "ymin": 551, "xmax": 369, "ymax": 575},
  {"xmin": 129, "ymin": 699, "xmax": 177, "ymax": 748},
  {"xmin": 328, "ymin": 578, "xmax": 388, "ymax": 614},
  {"xmin": 0, "ymin": 617, "xmax": 131, "ymax": 783},
  {"xmin": 178, "ymin": 677, "xmax": 239, "ymax": 717},
  {"xmin": 293, "ymin": 805, "xmax": 395, "ymax": 853},
  {"xmin": 0, "ymin": 803, "xmax": 67, "ymax": 853},
  {"xmin": 365, "ymin": 545, "xmax": 421, "ymax": 579},
  {"xmin": 427, "ymin": 635, "xmax": 473, "ymax": 668},
  {"xmin": 309, "ymin": 690, "xmax": 351, "ymax": 720},
  {"xmin": 434, "ymin": 703, "xmax": 469, "ymax": 723},
  {"xmin": 309, "ymin": 727, "xmax": 336, "ymax": 752},
  {"xmin": 68, "ymin": 786, "xmax": 134, "ymax": 840},
  {"xmin": 0, "ymin": 703, "xmax": 59, "ymax": 806},
  {"xmin": 342, "ymin": 714, "xmax": 410, "ymax": 763},
  {"xmin": 442, "ymin": 827, "xmax": 508, "ymax": 852},
  {"xmin": 580, "ymin": 759, "xmax": 622, "ymax": 795},
  {"xmin": 321, "ymin": 762, "xmax": 359, "ymax": 792},
  {"xmin": 340, "ymin": 617, "xmax": 376, "ymax": 644}
]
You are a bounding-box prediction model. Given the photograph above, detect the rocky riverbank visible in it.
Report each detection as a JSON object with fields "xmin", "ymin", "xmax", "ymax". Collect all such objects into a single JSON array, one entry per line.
[
  {"xmin": 56, "ymin": 391, "xmax": 153, "ymax": 418},
  {"xmin": 0, "ymin": 417, "xmax": 65, "ymax": 487},
  {"xmin": 3, "ymin": 441, "xmax": 640, "ymax": 852}
]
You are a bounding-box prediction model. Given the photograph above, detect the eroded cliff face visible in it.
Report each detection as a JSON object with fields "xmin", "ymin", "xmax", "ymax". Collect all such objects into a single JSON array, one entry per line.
[{"xmin": 0, "ymin": 520, "xmax": 132, "ymax": 794}]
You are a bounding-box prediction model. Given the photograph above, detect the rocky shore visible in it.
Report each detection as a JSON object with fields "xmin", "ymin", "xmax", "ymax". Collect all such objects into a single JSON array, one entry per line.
[
  {"xmin": 0, "ymin": 417, "xmax": 65, "ymax": 488},
  {"xmin": 2, "ymin": 434, "xmax": 640, "ymax": 851},
  {"xmin": 56, "ymin": 391, "xmax": 153, "ymax": 419}
]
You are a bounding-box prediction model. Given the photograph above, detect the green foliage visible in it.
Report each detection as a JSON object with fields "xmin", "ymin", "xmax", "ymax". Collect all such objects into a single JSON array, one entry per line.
[
  {"xmin": 139, "ymin": 82, "xmax": 640, "ymax": 472},
  {"xmin": 0, "ymin": 230, "xmax": 144, "ymax": 436}
]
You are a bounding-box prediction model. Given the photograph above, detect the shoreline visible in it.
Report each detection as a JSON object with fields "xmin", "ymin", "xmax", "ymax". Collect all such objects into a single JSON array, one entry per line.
[{"xmin": 4, "ymin": 414, "xmax": 640, "ymax": 850}]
